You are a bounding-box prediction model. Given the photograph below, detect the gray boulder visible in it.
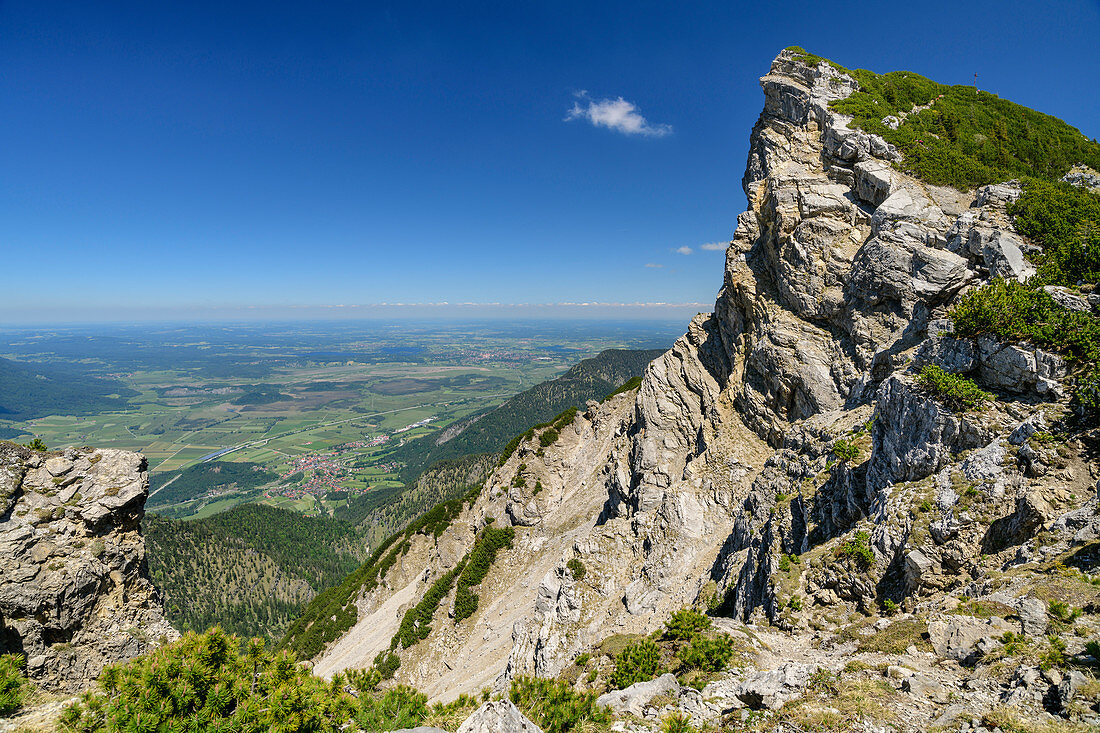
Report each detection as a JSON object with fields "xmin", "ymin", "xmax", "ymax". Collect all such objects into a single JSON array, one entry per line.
[
  {"xmin": 903, "ymin": 675, "xmax": 951, "ymax": 703},
  {"xmin": 456, "ymin": 700, "xmax": 543, "ymax": 733},
  {"xmin": 927, "ymin": 616, "xmax": 1013, "ymax": 664},
  {"xmin": 596, "ymin": 673, "xmax": 680, "ymax": 716},
  {"xmin": 1056, "ymin": 670, "xmax": 1089, "ymax": 713},
  {"xmin": 1044, "ymin": 286, "xmax": 1092, "ymax": 313},
  {"xmin": 735, "ymin": 663, "xmax": 817, "ymax": 710}
]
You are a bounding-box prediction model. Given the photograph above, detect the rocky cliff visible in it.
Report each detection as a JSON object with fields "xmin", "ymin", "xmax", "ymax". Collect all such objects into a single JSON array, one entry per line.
[
  {"xmin": 296, "ymin": 49, "xmax": 1100, "ymax": 730},
  {"xmin": 0, "ymin": 443, "xmax": 176, "ymax": 692}
]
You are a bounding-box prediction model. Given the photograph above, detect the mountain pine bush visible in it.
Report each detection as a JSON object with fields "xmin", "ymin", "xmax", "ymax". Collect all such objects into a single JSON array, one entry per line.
[
  {"xmin": 509, "ymin": 676, "xmax": 610, "ymax": 733},
  {"xmin": 0, "ymin": 654, "xmax": 29, "ymax": 718},
  {"xmin": 612, "ymin": 638, "xmax": 662, "ymax": 689}
]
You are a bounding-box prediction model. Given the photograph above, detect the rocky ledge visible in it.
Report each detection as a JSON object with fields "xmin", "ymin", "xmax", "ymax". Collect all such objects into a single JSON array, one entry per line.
[{"xmin": 0, "ymin": 443, "xmax": 176, "ymax": 691}]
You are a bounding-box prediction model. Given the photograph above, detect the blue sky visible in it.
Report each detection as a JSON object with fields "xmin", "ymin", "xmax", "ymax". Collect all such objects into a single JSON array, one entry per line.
[{"xmin": 2, "ymin": 0, "xmax": 1099, "ymax": 322}]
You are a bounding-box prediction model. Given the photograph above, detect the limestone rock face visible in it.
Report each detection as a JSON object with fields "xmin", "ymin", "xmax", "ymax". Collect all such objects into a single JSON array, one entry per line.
[{"xmin": 0, "ymin": 443, "xmax": 176, "ymax": 691}]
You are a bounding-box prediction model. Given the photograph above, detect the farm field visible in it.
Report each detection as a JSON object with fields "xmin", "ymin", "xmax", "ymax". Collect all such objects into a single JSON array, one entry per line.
[{"xmin": 0, "ymin": 319, "xmax": 680, "ymax": 519}]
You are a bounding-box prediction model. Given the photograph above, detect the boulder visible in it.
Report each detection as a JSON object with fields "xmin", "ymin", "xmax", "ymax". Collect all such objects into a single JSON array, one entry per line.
[
  {"xmin": 903, "ymin": 675, "xmax": 951, "ymax": 703},
  {"xmin": 977, "ymin": 338, "xmax": 1065, "ymax": 396},
  {"xmin": 1044, "ymin": 286, "xmax": 1092, "ymax": 313},
  {"xmin": 1055, "ymin": 670, "xmax": 1089, "ymax": 713},
  {"xmin": 596, "ymin": 673, "xmax": 680, "ymax": 716},
  {"xmin": 735, "ymin": 663, "xmax": 817, "ymax": 710},
  {"xmin": 456, "ymin": 700, "xmax": 543, "ymax": 733},
  {"xmin": 979, "ymin": 229, "xmax": 1034, "ymax": 281},
  {"xmin": 854, "ymin": 160, "xmax": 896, "ymax": 205},
  {"xmin": 927, "ymin": 616, "xmax": 1013, "ymax": 665},
  {"xmin": 904, "ymin": 548, "xmax": 936, "ymax": 590},
  {"xmin": 1015, "ymin": 598, "xmax": 1048, "ymax": 636}
]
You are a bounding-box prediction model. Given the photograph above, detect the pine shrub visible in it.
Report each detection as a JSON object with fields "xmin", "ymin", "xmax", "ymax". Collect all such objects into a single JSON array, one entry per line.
[
  {"xmin": 663, "ymin": 609, "xmax": 711, "ymax": 641},
  {"xmin": 612, "ymin": 638, "xmax": 662, "ymax": 689},
  {"xmin": 915, "ymin": 365, "xmax": 992, "ymax": 412},
  {"xmin": 841, "ymin": 530, "xmax": 875, "ymax": 570},
  {"xmin": 509, "ymin": 676, "xmax": 610, "ymax": 733},
  {"xmin": 0, "ymin": 654, "xmax": 28, "ymax": 718},
  {"xmin": 677, "ymin": 634, "xmax": 734, "ymax": 673},
  {"xmin": 566, "ymin": 558, "xmax": 586, "ymax": 581}
]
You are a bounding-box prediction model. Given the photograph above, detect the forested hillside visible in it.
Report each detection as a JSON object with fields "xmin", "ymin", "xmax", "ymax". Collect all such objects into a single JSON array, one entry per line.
[
  {"xmin": 144, "ymin": 504, "xmax": 366, "ymax": 639},
  {"xmin": 386, "ymin": 348, "xmax": 663, "ymax": 481},
  {"xmin": 0, "ymin": 356, "xmax": 135, "ymax": 421},
  {"xmin": 336, "ymin": 453, "xmax": 494, "ymax": 548},
  {"xmin": 147, "ymin": 461, "xmax": 279, "ymax": 513}
]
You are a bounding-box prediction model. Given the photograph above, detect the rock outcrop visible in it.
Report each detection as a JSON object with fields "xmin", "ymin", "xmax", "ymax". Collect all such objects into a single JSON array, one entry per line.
[{"xmin": 0, "ymin": 443, "xmax": 176, "ymax": 691}]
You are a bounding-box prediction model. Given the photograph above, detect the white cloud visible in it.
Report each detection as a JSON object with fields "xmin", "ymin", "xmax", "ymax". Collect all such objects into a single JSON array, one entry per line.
[
  {"xmin": 673, "ymin": 246, "xmax": 693, "ymax": 255},
  {"xmin": 566, "ymin": 91, "xmax": 672, "ymax": 137},
  {"xmin": 644, "ymin": 263, "xmax": 664, "ymax": 268},
  {"xmin": 700, "ymin": 242, "xmax": 727, "ymax": 251}
]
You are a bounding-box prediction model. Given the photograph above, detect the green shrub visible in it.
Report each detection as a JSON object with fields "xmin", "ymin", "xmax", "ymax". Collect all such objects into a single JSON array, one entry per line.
[
  {"xmin": 915, "ymin": 365, "xmax": 992, "ymax": 411},
  {"xmin": 395, "ymin": 561, "xmax": 466, "ymax": 648},
  {"xmin": 831, "ymin": 439, "xmax": 861, "ymax": 463},
  {"xmin": 1010, "ymin": 178, "xmax": 1100, "ymax": 286},
  {"xmin": 678, "ymin": 634, "xmax": 735, "ymax": 673},
  {"xmin": 664, "ymin": 609, "xmax": 711, "ymax": 641},
  {"xmin": 538, "ymin": 428, "xmax": 560, "ymax": 448},
  {"xmin": 355, "ymin": 685, "xmax": 429, "ymax": 731},
  {"xmin": 883, "ymin": 598, "xmax": 900, "ymax": 616},
  {"xmin": 820, "ymin": 58, "xmax": 1100, "ymax": 190},
  {"xmin": 0, "ymin": 654, "xmax": 29, "ymax": 718},
  {"xmin": 566, "ymin": 558, "xmax": 586, "ymax": 581},
  {"xmin": 949, "ymin": 279, "xmax": 1100, "ymax": 363},
  {"xmin": 498, "ymin": 433, "xmax": 525, "ymax": 466},
  {"xmin": 603, "ymin": 375, "xmax": 644, "ymax": 401},
  {"xmin": 574, "ymin": 653, "xmax": 590, "ymax": 667},
  {"xmin": 841, "ymin": 530, "xmax": 875, "ymax": 570},
  {"xmin": 1040, "ymin": 635, "xmax": 1069, "ymax": 670},
  {"xmin": 453, "ymin": 525, "xmax": 515, "ymax": 622},
  {"xmin": 1048, "ymin": 600, "xmax": 1082, "ymax": 624},
  {"xmin": 1085, "ymin": 639, "xmax": 1100, "ymax": 661},
  {"xmin": 59, "ymin": 627, "xmax": 359, "ymax": 732},
  {"xmin": 787, "ymin": 596, "xmax": 803, "ymax": 612},
  {"xmin": 373, "ymin": 650, "xmax": 400, "ymax": 680},
  {"xmin": 661, "ymin": 710, "xmax": 693, "ymax": 733},
  {"xmin": 948, "ymin": 278, "xmax": 1100, "ymax": 420},
  {"xmin": 509, "ymin": 676, "xmax": 610, "ymax": 733},
  {"xmin": 24, "ymin": 438, "xmax": 47, "ymax": 452},
  {"xmin": 806, "ymin": 668, "xmax": 841, "ymax": 695},
  {"xmin": 612, "ymin": 638, "xmax": 662, "ymax": 689}
]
